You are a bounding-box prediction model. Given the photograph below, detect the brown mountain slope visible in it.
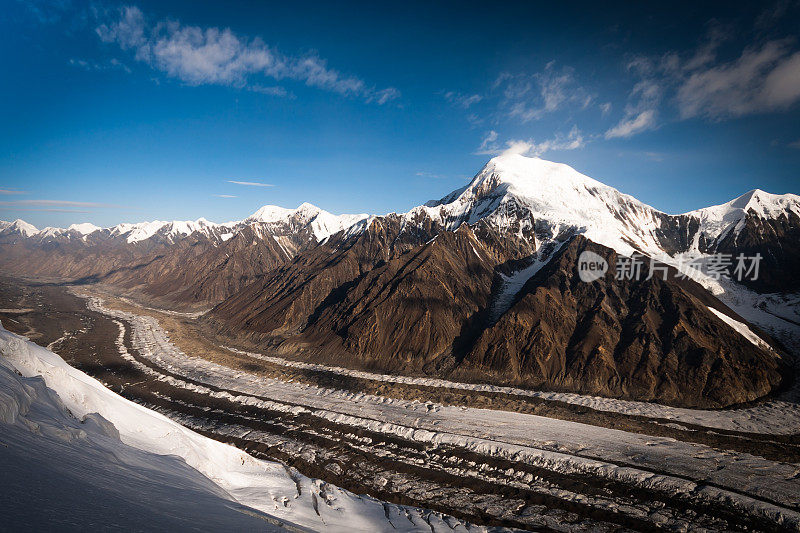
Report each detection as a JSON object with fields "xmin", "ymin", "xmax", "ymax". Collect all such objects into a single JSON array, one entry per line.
[
  {"xmin": 711, "ymin": 210, "xmax": 800, "ymax": 293},
  {"xmin": 211, "ymin": 215, "xmax": 442, "ymax": 336},
  {"xmin": 459, "ymin": 237, "xmax": 786, "ymax": 407},
  {"xmin": 0, "ymin": 240, "xmax": 157, "ymax": 280},
  {"xmin": 102, "ymin": 226, "xmax": 292, "ymax": 305},
  {"xmin": 210, "ymin": 226, "xmax": 785, "ymax": 407},
  {"xmin": 0, "ymin": 225, "xmax": 295, "ymax": 306}
]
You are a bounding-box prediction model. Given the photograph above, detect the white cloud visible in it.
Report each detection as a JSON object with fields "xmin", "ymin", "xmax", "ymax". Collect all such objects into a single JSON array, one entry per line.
[
  {"xmin": 476, "ymin": 130, "xmax": 499, "ymax": 154},
  {"xmin": 604, "ymin": 74, "xmax": 662, "ymax": 140},
  {"xmin": 227, "ymin": 180, "xmax": 273, "ymax": 187},
  {"xmin": 250, "ymin": 84, "xmax": 290, "ymax": 97},
  {"xmin": 415, "ymin": 171, "xmax": 446, "ymax": 179},
  {"xmin": 0, "ymin": 189, "xmax": 26, "ymax": 195},
  {"xmin": 677, "ymin": 40, "xmax": 800, "ymax": 119},
  {"xmin": 615, "ymin": 27, "xmax": 800, "ymax": 130},
  {"xmin": 96, "ymin": 6, "xmax": 399, "ymax": 103},
  {"xmin": 496, "ymin": 63, "xmax": 594, "ymax": 122},
  {"xmin": 476, "ymin": 126, "xmax": 585, "ymax": 157},
  {"xmin": 604, "ymin": 109, "xmax": 657, "ymax": 139},
  {"xmin": 444, "ymin": 91, "xmax": 482, "ymax": 109},
  {"xmin": 69, "ymin": 57, "xmax": 132, "ymax": 73},
  {"xmin": 214, "ymin": 194, "xmax": 237, "ymax": 198},
  {"xmin": 5, "ymin": 208, "xmax": 92, "ymax": 213}
]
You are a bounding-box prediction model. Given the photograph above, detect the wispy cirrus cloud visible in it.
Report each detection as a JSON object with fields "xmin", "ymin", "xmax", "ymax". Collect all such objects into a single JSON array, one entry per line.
[
  {"xmin": 605, "ymin": 108, "xmax": 657, "ymax": 139},
  {"xmin": 69, "ymin": 57, "xmax": 131, "ymax": 73},
  {"xmin": 604, "ymin": 61, "xmax": 663, "ymax": 139},
  {"xmin": 415, "ymin": 171, "xmax": 447, "ymax": 179},
  {"xmin": 214, "ymin": 194, "xmax": 237, "ymax": 198},
  {"xmin": 226, "ymin": 180, "xmax": 273, "ymax": 187},
  {"xmin": 495, "ymin": 63, "xmax": 594, "ymax": 123},
  {"xmin": 443, "ymin": 91, "xmax": 482, "ymax": 109},
  {"xmin": 96, "ymin": 6, "xmax": 400, "ymax": 104},
  {"xmin": 0, "ymin": 189, "xmax": 27, "ymax": 195},
  {"xmin": 0, "ymin": 199, "xmax": 120, "ymax": 207},
  {"xmin": 8, "ymin": 208, "xmax": 92, "ymax": 213},
  {"xmin": 476, "ymin": 130, "xmax": 499, "ymax": 154},
  {"xmin": 606, "ymin": 20, "xmax": 800, "ymax": 138},
  {"xmin": 676, "ymin": 39, "xmax": 800, "ymax": 119}
]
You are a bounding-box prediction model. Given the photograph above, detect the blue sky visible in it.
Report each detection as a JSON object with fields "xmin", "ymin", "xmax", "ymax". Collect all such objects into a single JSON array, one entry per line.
[{"xmin": 2, "ymin": 0, "xmax": 800, "ymax": 228}]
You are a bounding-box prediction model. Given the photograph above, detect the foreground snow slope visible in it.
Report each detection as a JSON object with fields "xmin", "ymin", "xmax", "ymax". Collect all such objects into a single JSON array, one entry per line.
[
  {"xmin": 0, "ymin": 323, "xmax": 494, "ymax": 533},
  {"xmin": 0, "ymin": 355, "xmax": 285, "ymax": 531}
]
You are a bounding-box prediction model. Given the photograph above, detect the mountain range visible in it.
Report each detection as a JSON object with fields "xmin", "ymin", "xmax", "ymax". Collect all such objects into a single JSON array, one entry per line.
[{"xmin": 3, "ymin": 154, "xmax": 798, "ymax": 408}]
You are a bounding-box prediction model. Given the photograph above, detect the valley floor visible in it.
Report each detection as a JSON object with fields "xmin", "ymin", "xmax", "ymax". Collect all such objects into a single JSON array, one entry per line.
[{"xmin": 1, "ymin": 277, "xmax": 799, "ymax": 532}]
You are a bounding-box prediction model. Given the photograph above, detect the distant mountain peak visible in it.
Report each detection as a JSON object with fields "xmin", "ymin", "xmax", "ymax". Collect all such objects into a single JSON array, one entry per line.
[
  {"xmin": 245, "ymin": 203, "xmax": 368, "ymax": 242},
  {"xmin": 685, "ymin": 188, "xmax": 800, "ymax": 241},
  {"xmin": 7, "ymin": 219, "xmax": 39, "ymax": 237},
  {"xmin": 68, "ymin": 222, "xmax": 101, "ymax": 235}
]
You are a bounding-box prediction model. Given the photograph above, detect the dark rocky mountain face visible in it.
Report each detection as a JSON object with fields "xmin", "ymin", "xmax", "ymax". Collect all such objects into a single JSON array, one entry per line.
[
  {"xmin": 101, "ymin": 226, "xmax": 293, "ymax": 305},
  {"xmin": 209, "ymin": 226, "xmax": 787, "ymax": 408},
  {"xmin": 0, "ymin": 238, "xmax": 156, "ymax": 281},
  {"xmin": 210, "ymin": 215, "xmax": 440, "ymax": 336},
  {"xmin": 0, "ymin": 227, "xmax": 292, "ymax": 306},
  {"xmin": 460, "ymin": 237, "xmax": 786, "ymax": 408},
  {"xmin": 709, "ymin": 210, "xmax": 800, "ymax": 293}
]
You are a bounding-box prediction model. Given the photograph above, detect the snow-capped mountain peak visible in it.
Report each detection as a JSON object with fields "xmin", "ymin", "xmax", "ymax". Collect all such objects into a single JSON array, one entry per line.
[
  {"xmin": 409, "ymin": 154, "xmax": 667, "ymax": 256},
  {"xmin": 246, "ymin": 203, "xmax": 368, "ymax": 241},
  {"xmin": 4, "ymin": 219, "xmax": 39, "ymax": 238},
  {"xmin": 685, "ymin": 189, "xmax": 800, "ymax": 241},
  {"xmin": 246, "ymin": 204, "xmax": 298, "ymax": 224},
  {"xmin": 105, "ymin": 218, "xmax": 226, "ymax": 244},
  {"xmin": 477, "ymin": 154, "xmax": 610, "ymax": 194},
  {"xmin": 2, "ymin": 155, "xmax": 796, "ymax": 257},
  {"xmin": 68, "ymin": 222, "xmax": 101, "ymax": 235}
]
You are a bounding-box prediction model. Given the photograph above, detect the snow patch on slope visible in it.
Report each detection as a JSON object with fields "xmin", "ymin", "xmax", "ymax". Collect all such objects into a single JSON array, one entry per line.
[
  {"xmin": 707, "ymin": 306, "xmax": 775, "ymax": 353},
  {"xmin": 488, "ymin": 240, "xmax": 568, "ymax": 324}
]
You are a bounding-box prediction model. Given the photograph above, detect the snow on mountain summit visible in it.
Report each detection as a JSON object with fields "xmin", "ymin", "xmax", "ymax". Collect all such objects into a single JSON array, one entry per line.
[
  {"xmin": 68, "ymin": 222, "xmax": 101, "ymax": 235},
  {"xmin": 246, "ymin": 202, "xmax": 368, "ymax": 241},
  {"xmin": 1, "ymin": 219, "xmax": 39, "ymax": 238},
  {"xmin": 685, "ymin": 189, "xmax": 800, "ymax": 241},
  {"xmin": 411, "ymin": 154, "xmax": 668, "ymax": 256},
  {"xmin": 2, "ymin": 156, "xmax": 795, "ymax": 253},
  {"xmin": 409, "ymin": 154, "xmax": 800, "ymax": 259},
  {"xmin": 109, "ymin": 218, "xmax": 222, "ymax": 244}
]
